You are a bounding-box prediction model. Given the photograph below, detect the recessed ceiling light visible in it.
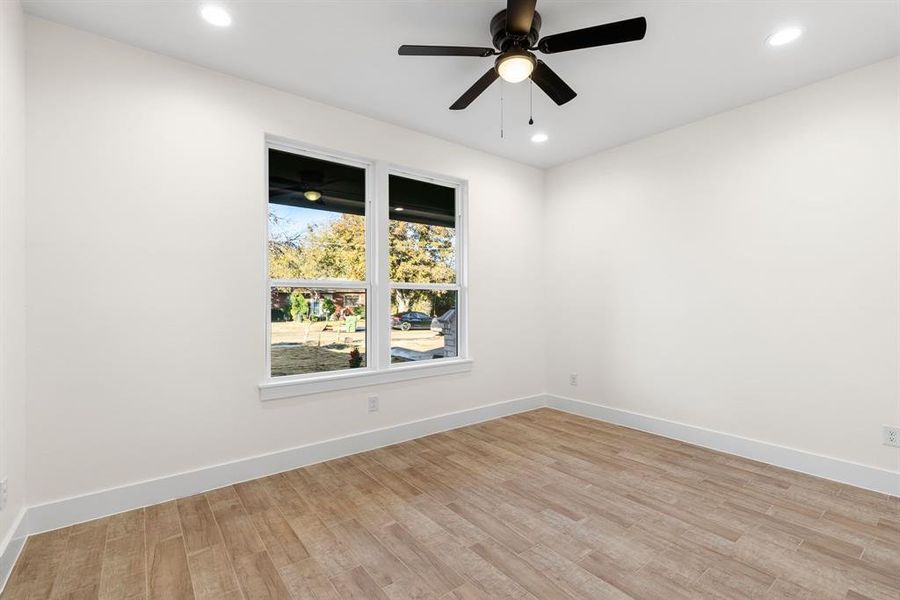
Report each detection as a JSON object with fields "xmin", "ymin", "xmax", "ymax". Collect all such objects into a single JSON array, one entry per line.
[
  {"xmin": 531, "ymin": 132, "xmax": 549, "ymax": 143},
  {"xmin": 200, "ymin": 5, "xmax": 232, "ymax": 27},
  {"xmin": 394, "ymin": 207, "xmax": 405, "ymax": 212},
  {"xmin": 766, "ymin": 26, "xmax": 803, "ymax": 47}
]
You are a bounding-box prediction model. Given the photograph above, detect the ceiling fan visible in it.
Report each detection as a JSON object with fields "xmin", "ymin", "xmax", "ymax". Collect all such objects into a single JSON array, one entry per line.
[{"xmin": 398, "ymin": 0, "xmax": 647, "ymax": 110}]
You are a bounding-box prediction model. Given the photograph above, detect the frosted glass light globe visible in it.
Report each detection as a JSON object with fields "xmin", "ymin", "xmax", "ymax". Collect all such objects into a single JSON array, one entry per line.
[{"xmin": 497, "ymin": 54, "xmax": 535, "ymax": 83}]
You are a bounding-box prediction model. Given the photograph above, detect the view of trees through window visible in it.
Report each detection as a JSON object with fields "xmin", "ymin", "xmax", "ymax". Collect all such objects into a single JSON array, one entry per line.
[
  {"xmin": 389, "ymin": 174, "xmax": 458, "ymax": 363},
  {"xmin": 269, "ymin": 212, "xmax": 365, "ymax": 281},
  {"xmin": 268, "ymin": 149, "xmax": 461, "ymax": 378},
  {"xmin": 268, "ymin": 212, "xmax": 454, "ymax": 287},
  {"xmin": 268, "ymin": 148, "xmax": 368, "ymax": 377}
]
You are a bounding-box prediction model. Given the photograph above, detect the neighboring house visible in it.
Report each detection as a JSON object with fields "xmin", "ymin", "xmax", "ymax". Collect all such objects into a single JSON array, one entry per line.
[{"xmin": 271, "ymin": 289, "xmax": 366, "ymax": 321}]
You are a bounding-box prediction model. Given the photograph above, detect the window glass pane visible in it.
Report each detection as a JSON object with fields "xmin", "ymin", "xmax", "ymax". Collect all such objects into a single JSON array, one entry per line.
[
  {"xmin": 390, "ymin": 289, "xmax": 457, "ymax": 363},
  {"xmin": 269, "ymin": 149, "xmax": 366, "ymax": 281},
  {"xmin": 389, "ymin": 175, "xmax": 456, "ymax": 284},
  {"xmin": 271, "ymin": 286, "xmax": 367, "ymax": 377}
]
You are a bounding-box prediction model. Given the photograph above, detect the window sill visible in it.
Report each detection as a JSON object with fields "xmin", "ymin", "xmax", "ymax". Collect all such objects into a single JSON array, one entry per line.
[{"xmin": 259, "ymin": 358, "xmax": 474, "ymax": 401}]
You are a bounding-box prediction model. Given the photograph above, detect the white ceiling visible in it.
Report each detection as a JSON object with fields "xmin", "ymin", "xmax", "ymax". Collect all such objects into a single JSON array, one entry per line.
[{"xmin": 23, "ymin": 1, "xmax": 900, "ymax": 168}]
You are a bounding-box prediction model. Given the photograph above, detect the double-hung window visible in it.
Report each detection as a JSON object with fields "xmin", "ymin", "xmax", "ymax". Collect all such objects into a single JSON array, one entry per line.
[{"xmin": 262, "ymin": 138, "xmax": 468, "ymax": 399}]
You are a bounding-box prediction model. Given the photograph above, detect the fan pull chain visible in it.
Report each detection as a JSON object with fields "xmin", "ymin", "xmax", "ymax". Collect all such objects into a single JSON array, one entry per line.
[
  {"xmin": 529, "ymin": 79, "xmax": 534, "ymax": 125},
  {"xmin": 500, "ymin": 80, "xmax": 505, "ymax": 139}
]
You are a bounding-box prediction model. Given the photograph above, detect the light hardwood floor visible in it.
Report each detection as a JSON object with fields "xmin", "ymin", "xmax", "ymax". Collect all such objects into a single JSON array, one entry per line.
[{"xmin": 3, "ymin": 408, "xmax": 899, "ymax": 599}]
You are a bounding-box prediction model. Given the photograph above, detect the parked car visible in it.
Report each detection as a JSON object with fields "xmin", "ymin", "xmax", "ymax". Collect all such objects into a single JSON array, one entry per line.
[
  {"xmin": 391, "ymin": 311, "xmax": 433, "ymax": 331},
  {"xmin": 431, "ymin": 309, "xmax": 456, "ymax": 335}
]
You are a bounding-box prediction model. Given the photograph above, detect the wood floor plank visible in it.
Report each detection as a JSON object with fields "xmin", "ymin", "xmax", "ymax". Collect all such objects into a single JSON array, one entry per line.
[
  {"xmin": 50, "ymin": 521, "xmax": 109, "ymax": 599},
  {"xmin": 234, "ymin": 480, "xmax": 272, "ymax": 515},
  {"xmin": 578, "ymin": 550, "xmax": 696, "ymax": 600},
  {"xmin": 328, "ymin": 519, "xmax": 411, "ymax": 588},
  {"xmin": 328, "ymin": 566, "xmax": 389, "ymax": 600},
  {"xmin": 277, "ymin": 558, "xmax": 340, "ymax": 600},
  {"xmin": 104, "ymin": 510, "xmax": 144, "ymax": 543},
  {"xmin": 516, "ymin": 544, "xmax": 632, "ymax": 600},
  {"xmin": 177, "ymin": 495, "xmax": 222, "ymax": 555},
  {"xmin": 248, "ymin": 507, "xmax": 310, "ymax": 568},
  {"xmin": 356, "ymin": 482, "xmax": 445, "ymax": 543},
  {"xmin": 2, "ymin": 530, "xmax": 70, "ymax": 600},
  {"xmin": 373, "ymin": 522, "xmax": 464, "ymax": 596},
  {"xmin": 147, "ymin": 536, "xmax": 194, "ymax": 600},
  {"xmin": 445, "ymin": 501, "xmax": 533, "ymax": 554},
  {"xmin": 257, "ymin": 473, "xmax": 313, "ymax": 520},
  {"xmin": 231, "ymin": 551, "xmax": 292, "ymax": 600},
  {"xmin": 280, "ymin": 513, "xmax": 359, "ymax": 579},
  {"xmin": 185, "ymin": 544, "xmax": 240, "ymax": 600},
  {"xmin": 489, "ymin": 501, "xmax": 593, "ymax": 563},
  {"xmin": 145, "ymin": 500, "xmax": 182, "ymax": 567},
  {"xmin": 425, "ymin": 538, "xmax": 537, "ymax": 600},
  {"xmin": 348, "ymin": 453, "xmax": 423, "ymax": 500},
  {"xmin": 439, "ymin": 582, "xmax": 492, "ymax": 600},
  {"xmin": 469, "ymin": 539, "xmax": 575, "ymax": 599},
  {"xmin": 407, "ymin": 494, "xmax": 489, "ymax": 547},
  {"xmin": 765, "ymin": 577, "xmax": 818, "ymax": 599},
  {"xmin": 98, "ymin": 510, "xmax": 146, "ymax": 599},
  {"xmin": 4, "ymin": 408, "xmax": 899, "ymax": 600},
  {"xmin": 205, "ymin": 486, "xmax": 267, "ymax": 561}
]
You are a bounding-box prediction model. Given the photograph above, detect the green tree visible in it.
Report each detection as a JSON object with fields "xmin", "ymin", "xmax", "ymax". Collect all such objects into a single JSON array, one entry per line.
[
  {"xmin": 322, "ymin": 297, "xmax": 336, "ymax": 319},
  {"xmin": 289, "ymin": 291, "xmax": 308, "ymax": 321}
]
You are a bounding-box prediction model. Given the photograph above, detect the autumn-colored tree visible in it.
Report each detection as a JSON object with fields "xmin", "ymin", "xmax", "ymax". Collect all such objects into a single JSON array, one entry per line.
[
  {"xmin": 389, "ymin": 220, "xmax": 454, "ymax": 312},
  {"xmin": 269, "ymin": 213, "xmax": 365, "ymax": 280},
  {"xmin": 269, "ymin": 211, "xmax": 455, "ymax": 314}
]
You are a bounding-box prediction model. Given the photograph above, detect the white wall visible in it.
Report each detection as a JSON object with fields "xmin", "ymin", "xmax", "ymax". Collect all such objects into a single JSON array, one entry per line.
[
  {"xmin": 0, "ymin": 0, "xmax": 28, "ymax": 549},
  {"xmin": 20, "ymin": 15, "xmax": 900, "ymax": 513},
  {"xmin": 24, "ymin": 18, "xmax": 545, "ymax": 506},
  {"xmin": 545, "ymin": 58, "xmax": 900, "ymax": 474}
]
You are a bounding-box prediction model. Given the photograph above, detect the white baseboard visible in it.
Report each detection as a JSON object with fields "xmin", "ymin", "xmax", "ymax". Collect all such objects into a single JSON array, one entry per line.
[
  {"xmin": 0, "ymin": 392, "xmax": 545, "ymax": 591},
  {"xmin": 25, "ymin": 393, "xmax": 549, "ymax": 537},
  {"xmin": 547, "ymin": 394, "xmax": 900, "ymax": 497},
  {"xmin": 0, "ymin": 508, "xmax": 28, "ymax": 592},
  {"xmin": 3, "ymin": 391, "xmax": 898, "ymax": 593}
]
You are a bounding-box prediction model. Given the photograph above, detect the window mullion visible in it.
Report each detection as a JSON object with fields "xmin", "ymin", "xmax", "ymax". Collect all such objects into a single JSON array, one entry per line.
[{"xmin": 375, "ymin": 161, "xmax": 391, "ymax": 372}]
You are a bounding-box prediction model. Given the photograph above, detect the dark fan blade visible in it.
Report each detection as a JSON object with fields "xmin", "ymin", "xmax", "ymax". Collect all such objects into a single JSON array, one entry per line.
[
  {"xmin": 538, "ymin": 16, "xmax": 647, "ymax": 54},
  {"xmin": 399, "ymin": 45, "xmax": 494, "ymax": 57},
  {"xmin": 530, "ymin": 60, "xmax": 576, "ymax": 106},
  {"xmin": 506, "ymin": 0, "xmax": 537, "ymax": 36},
  {"xmin": 450, "ymin": 68, "xmax": 499, "ymax": 110}
]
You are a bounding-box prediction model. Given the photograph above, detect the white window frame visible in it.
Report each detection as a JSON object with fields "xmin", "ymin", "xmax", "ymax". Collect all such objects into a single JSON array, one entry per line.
[{"xmin": 260, "ymin": 136, "xmax": 471, "ymax": 401}]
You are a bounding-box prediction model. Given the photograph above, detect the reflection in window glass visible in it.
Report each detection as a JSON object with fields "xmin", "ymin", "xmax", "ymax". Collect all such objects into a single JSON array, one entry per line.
[
  {"xmin": 389, "ymin": 175, "xmax": 455, "ymax": 284},
  {"xmin": 268, "ymin": 149, "xmax": 366, "ymax": 281},
  {"xmin": 271, "ymin": 287, "xmax": 367, "ymax": 376},
  {"xmin": 390, "ymin": 289, "xmax": 457, "ymax": 363}
]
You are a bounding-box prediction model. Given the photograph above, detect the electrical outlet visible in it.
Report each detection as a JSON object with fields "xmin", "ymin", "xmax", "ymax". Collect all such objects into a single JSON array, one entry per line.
[
  {"xmin": 368, "ymin": 395, "xmax": 379, "ymax": 413},
  {"xmin": 0, "ymin": 478, "xmax": 7, "ymax": 511},
  {"xmin": 884, "ymin": 425, "xmax": 900, "ymax": 448},
  {"xmin": 569, "ymin": 373, "xmax": 578, "ymax": 386}
]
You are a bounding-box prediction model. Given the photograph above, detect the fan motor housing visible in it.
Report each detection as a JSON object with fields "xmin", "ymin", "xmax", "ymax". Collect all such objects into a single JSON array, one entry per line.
[{"xmin": 490, "ymin": 9, "xmax": 542, "ymax": 51}]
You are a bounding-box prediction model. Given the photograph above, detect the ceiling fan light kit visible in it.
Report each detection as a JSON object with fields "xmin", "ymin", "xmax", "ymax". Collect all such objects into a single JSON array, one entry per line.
[
  {"xmin": 497, "ymin": 49, "xmax": 536, "ymax": 83},
  {"xmin": 398, "ymin": 0, "xmax": 647, "ymax": 110}
]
